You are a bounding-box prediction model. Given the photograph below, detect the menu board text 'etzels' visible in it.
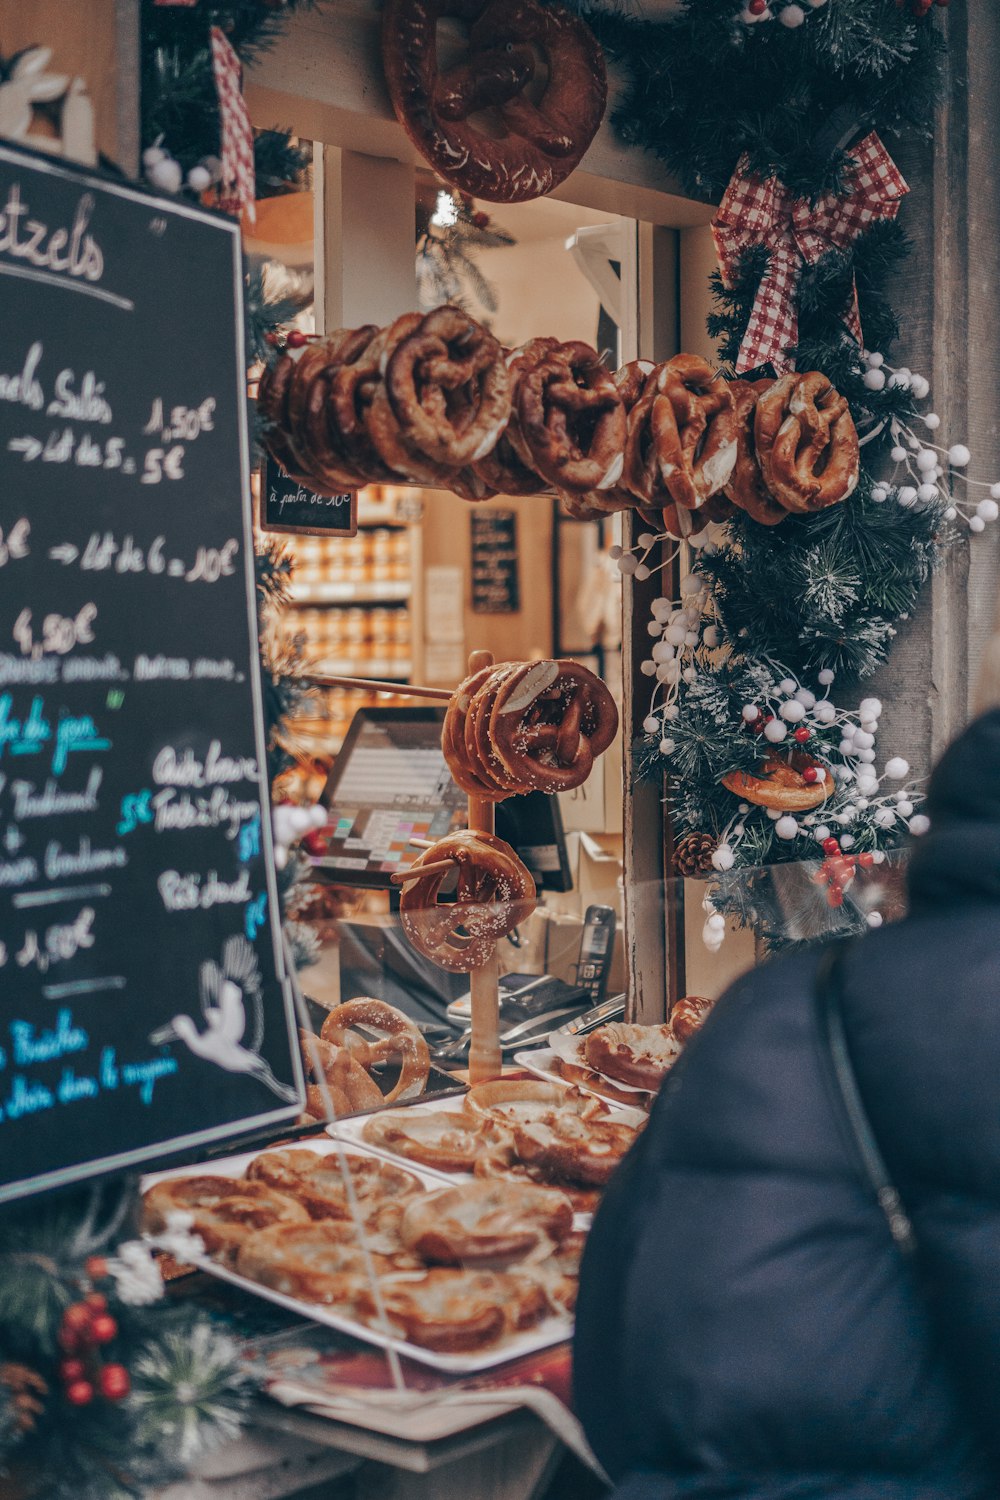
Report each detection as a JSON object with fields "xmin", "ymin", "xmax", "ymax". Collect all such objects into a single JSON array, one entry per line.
[{"xmin": 0, "ymin": 144, "xmax": 302, "ymax": 1204}]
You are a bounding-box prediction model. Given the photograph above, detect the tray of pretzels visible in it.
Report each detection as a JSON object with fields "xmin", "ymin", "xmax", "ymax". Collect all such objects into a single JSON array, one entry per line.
[
  {"xmin": 330, "ymin": 1077, "xmax": 644, "ymax": 1217},
  {"xmin": 259, "ymin": 307, "xmax": 859, "ymax": 537},
  {"xmin": 142, "ymin": 1131, "xmax": 593, "ymax": 1372}
]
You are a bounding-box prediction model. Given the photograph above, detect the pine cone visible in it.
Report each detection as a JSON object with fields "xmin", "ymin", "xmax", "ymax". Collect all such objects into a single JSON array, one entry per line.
[{"xmin": 672, "ymin": 831, "xmax": 716, "ymax": 877}]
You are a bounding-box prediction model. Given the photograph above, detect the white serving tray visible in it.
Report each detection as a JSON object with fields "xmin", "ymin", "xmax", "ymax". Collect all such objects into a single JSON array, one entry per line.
[
  {"xmin": 141, "ymin": 1135, "xmax": 572, "ymax": 1374},
  {"xmin": 513, "ymin": 1048, "xmax": 652, "ymax": 1115}
]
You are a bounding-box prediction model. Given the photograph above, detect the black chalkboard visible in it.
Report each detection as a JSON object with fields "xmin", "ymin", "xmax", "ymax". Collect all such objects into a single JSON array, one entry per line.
[
  {"xmin": 471, "ymin": 509, "xmax": 520, "ymax": 614},
  {"xmin": 0, "ymin": 143, "xmax": 303, "ymax": 1205},
  {"xmin": 260, "ymin": 451, "xmax": 358, "ymax": 536}
]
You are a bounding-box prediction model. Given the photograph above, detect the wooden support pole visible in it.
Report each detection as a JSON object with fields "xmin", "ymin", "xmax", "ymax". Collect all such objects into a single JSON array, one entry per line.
[
  {"xmin": 299, "ymin": 672, "xmax": 452, "ymax": 700},
  {"xmin": 465, "ymin": 648, "xmax": 502, "ymax": 1084}
]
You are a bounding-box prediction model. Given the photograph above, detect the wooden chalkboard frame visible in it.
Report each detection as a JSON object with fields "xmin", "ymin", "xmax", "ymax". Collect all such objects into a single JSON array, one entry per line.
[
  {"xmin": 258, "ymin": 451, "xmax": 359, "ymax": 537},
  {"xmin": 0, "ymin": 141, "xmax": 304, "ymax": 1204}
]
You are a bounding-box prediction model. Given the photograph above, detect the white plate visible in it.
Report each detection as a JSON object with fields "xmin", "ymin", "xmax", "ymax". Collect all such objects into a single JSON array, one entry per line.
[
  {"xmin": 513, "ymin": 1049, "xmax": 652, "ymax": 1117},
  {"xmin": 141, "ymin": 1136, "xmax": 572, "ymax": 1374}
]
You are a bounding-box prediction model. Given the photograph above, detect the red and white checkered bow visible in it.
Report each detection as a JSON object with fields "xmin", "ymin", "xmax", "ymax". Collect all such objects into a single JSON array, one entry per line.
[
  {"xmin": 711, "ymin": 132, "xmax": 908, "ymax": 375},
  {"xmin": 209, "ymin": 24, "xmax": 256, "ymax": 223}
]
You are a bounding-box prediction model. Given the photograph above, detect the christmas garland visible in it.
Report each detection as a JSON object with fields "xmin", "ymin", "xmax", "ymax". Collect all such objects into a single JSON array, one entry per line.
[{"xmin": 576, "ymin": 0, "xmax": 992, "ymax": 942}]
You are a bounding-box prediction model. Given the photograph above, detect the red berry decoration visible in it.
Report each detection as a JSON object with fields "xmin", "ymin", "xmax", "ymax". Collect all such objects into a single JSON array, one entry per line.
[
  {"xmin": 801, "ymin": 766, "xmax": 819, "ymax": 783},
  {"xmin": 857, "ymin": 851, "xmax": 875, "ymax": 869},
  {"xmin": 827, "ymin": 886, "xmax": 845, "ymax": 908},
  {"xmin": 90, "ymin": 1314, "xmax": 118, "ymax": 1345},
  {"xmin": 821, "ymin": 837, "xmax": 840, "ymax": 855},
  {"xmin": 85, "ymin": 1292, "xmax": 107, "ymax": 1314},
  {"xmin": 59, "ymin": 1358, "xmax": 87, "ymax": 1384},
  {"xmin": 99, "ymin": 1364, "xmax": 131, "ymax": 1402},
  {"xmin": 285, "ymin": 329, "xmax": 308, "ymax": 348},
  {"xmin": 749, "ymin": 0, "xmax": 767, "ymax": 12},
  {"xmin": 85, "ymin": 1257, "xmax": 109, "ymax": 1282},
  {"xmin": 62, "ymin": 1302, "xmax": 94, "ymax": 1339},
  {"xmin": 301, "ymin": 829, "xmax": 328, "ymax": 857},
  {"xmin": 65, "ymin": 1379, "xmax": 95, "ymax": 1407},
  {"xmin": 793, "ymin": 726, "xmax": 811, "ymax": 744}
]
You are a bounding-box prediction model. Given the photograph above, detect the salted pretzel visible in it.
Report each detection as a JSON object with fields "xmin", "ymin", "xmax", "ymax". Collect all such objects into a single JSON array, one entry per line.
[
  {"xmin": 489, "ymin": 658, "xmax": 619, "ymax": 793},
  {"xmin": 246, "ymin": 1148, "xmax": 422, "ymax": 1221},
  {"xmin": 398, "ymin": 830, "xmax": 536, "ymax": 972},
  {"xmin": 299, "ymin": 1030, "xmax": 384, "ymax": 1121},
  {"xmin": 755, "ymin": 371, "xmax": 860, "ymax": 513},
  {"xmin": 442, "ymin": 665, "xmax": 509, "ymax": 798},
  {"xmin": 467, "ymin": 662, "xmax": 529, "ymax": 794},
  {"xmin": 470, "ymin": 340, "xmax": 556, "ymax": 494},
  {"xmin": 382, "ymin": 0, "xmax": 606, "ymax": 204},
  {"xmin": 236, "ymin": 1223, "xmax": 382, "ymax": 1308},
  {"xmin": 650, "ymin": 355, "xmax": 738, "ymax": 511},
  {"xmin": 584, "ymin": 1021, "xmax": 681, "ymax": 1091},
  {"xmin": 721, "ymin": 750, "xmax": 834, "ymax": 811},
  {"xmin": 382, "ymin": 305, "xmax": 511, "ymax": 466},
  {"xmin": 463, "ymin": 1078, "xmax": 613, "ymax": 1127},
  {"xmin": 320, "ymin": 998, "xmax": 431, "ymax": 1103},
  {"xmin": 512, "ymin": 1111, "xmax": 636, "ymax": 1188},
  {"xmin": 399, "ymin": 1179, "xmax": 574, "ymax": 1265},
  {"xmin": 670, "ymin": 993, "xmax": 715, "ymax": 1044},
  {"xmin": 299, "ymin": 325, "xmax": 384, "ymax": 490},
  {"xmin": 362, "ymin": 1109, "xmax": 484, "ymax": 1173},
  {"xmin": 376, "ymin": 1267, "xmax": 544, "ymax": 1351},
  {"xmin": 508, "ymin": 340, "xmax": 626, "ymax": 493},
  {"xmin": 560, "ymin": 359, "xmax": 657, "ymax": 517},
  {"xmin": 723, "ymin": 377, "xmax": 787, "ymax": 526},
  {"xmin": 258, "ymin": 348, "xmax": 331, "ymax": 492}
]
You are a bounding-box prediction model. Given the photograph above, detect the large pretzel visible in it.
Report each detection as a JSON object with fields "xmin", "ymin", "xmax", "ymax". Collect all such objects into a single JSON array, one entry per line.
[
  {"xmin": 327, "ymin": 318, "xmax": 418, "ymax": 483},
  {"xmin": 466, "ymin": 662, "xmax": 525, "ymax": 795},
  {"xmin": 398, "ymin": 830, "xmax": 536, "ymax": 971},
  {"xmin": 382, "ymin": 0, "xmax": 606, "ymax": 204},
  {"xmin": 509, "ymin": 341, "xmax": 626, "ymax": 493},
  {"xmin": 471, "ymin": 340, "xmax": 557, "ymax": 495},
  {"xmin": 319, "ymin": 998, "xmax": 431, "ymax": 1103},
  {"xmin": 651, "ymin": 355, "xmax": 737, "ymax": 511},
  {"xmin": 298, "ymin": 328, "xmax": 379, "ymax": 491},
  {"xmin": 489, "ymin": 659, "xmax": 619, "ymax": 793},
  {"xmin": 754, "ymin": 371, "xmax": 860, "ymax": 513},
  {"xmin": 723, "ymin": 377, "xmax": 787, "ymax": 526},
  {"xmin": 382, "ymin": 306, "xmax": 511, "ymax": 466},
  {"xmin": 258, "ymin": 348, "xmax": 329, "ymax": 493},
  {"xmin": 562, "ymin": 360, "xmax": 656, "ymax": 517},
  {"xmin": 721, "ymin": 751, "xmax": 834, "ymax": 811},
  {"xmin": 442, "ymin": 666, "xmax": 510, "ymax": 798}
]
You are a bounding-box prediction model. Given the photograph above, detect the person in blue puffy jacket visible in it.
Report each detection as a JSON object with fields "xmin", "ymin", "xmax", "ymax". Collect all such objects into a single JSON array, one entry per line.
[{"xmin": 574, "ymin": 705, "xmax": 1000, "ymax": 1500}]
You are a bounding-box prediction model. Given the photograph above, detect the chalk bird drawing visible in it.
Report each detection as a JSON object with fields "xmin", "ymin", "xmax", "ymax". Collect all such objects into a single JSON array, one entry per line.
[{"xmin": 150, "ymin": 936, "xmax": 297, "ymax": 1103}]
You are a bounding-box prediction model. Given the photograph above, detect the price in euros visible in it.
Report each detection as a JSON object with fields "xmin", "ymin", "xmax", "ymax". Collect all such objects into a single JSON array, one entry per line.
[
  {"xmin": 143, "ymin": 396, "xmax": 216, "ymax": 443},
  {"xmin": 13, "ymin": 603, "xmax": 96, "ymax": 659},
  {"xmin": 141, "ymin": 445, "xmax": 185, "ymax": 485}
]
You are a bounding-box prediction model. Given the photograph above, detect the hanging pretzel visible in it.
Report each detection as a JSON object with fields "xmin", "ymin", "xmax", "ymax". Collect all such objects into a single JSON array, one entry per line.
[
  {"xmin": 285, "ymin": 332, "xmax": 375, "ymax": 493},
  {"xmin": 381, "ymin": 0, "xmax": 607, "ymax": 204},
  {"xmin": 562, "ymin": 359, "xmax": 657, "ymax": 517},
  {"xmin": 509, "ymin": 341, "xmax": 626, "ymax": 493},
  {"xmin": 258, "ymin": 347, "xmax": 330, "ymax": 493},
  {"xmin": 723, "ymin": 377, "xmax": 787, "ymax": 526},
  {"xmin": 489, "ymin": 659, "xmax": 619, "ymax": 793},
  {"xmin": 650, "ymin": 355, "xmax": 737, "ymax": 511},
  {"xmin": 442, "ymin": 666, "xmax": 509, "ymax": 798},
  {"xmin": 301, "ymin": 327, "xmax": 381, "ymax": 490},
  {"xmin": 754, "ymin": 371, "xmax": 860, "ymax": 513},
  {"xmin": 319, "ymin": 998, "xmax": 431, "ymax": 1103},
  {"xmin": 382, "ymin": 305, "xmax": 511, "ymax": 466},
  {"xmin": 398, "ymin": 830, "xmax": 537, "ymax": 972}
]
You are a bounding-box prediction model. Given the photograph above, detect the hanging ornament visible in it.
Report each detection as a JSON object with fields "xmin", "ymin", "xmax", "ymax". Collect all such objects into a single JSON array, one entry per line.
[
  {"xmin": 712, "ymin": 134, "xmax": 908, "ymax": 373},
  {"xmin": 209, "ymin": 25, "xmax": 257, "ymax": 222}
]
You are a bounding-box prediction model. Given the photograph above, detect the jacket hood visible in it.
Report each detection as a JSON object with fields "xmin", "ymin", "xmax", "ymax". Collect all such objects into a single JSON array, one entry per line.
[{"xmin": 906, "ymin": 708, "xmax": 1000, "ymax": 909}]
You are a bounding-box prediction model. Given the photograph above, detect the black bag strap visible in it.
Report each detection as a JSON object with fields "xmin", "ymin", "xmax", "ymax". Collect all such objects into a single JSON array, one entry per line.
[{"xmin": 814, "ymin": 943, "xmax": 917, "ymax": 1257}]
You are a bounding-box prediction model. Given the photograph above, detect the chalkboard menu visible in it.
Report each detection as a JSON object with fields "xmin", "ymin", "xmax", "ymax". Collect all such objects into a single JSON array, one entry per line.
[
  {"xmin": 260, "ymin": 451, "xmax": 358, "ymax": 536},
  {"xmin": 0, "ymin": 143, "xmax": 303, "ymax": 1205},
  {"xmin": 471, "ymin": 509, "xmax": 520, "ymax": 614}
]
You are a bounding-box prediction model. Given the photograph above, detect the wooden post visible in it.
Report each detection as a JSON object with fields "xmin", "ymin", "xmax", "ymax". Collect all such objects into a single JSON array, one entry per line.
[{"xmin": 465, "ymin": 648, "xmax": 502, "ymax": 1084}]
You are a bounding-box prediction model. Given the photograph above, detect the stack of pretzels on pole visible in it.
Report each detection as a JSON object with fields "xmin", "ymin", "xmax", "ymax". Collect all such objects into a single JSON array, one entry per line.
[
  {"xmin": 260, "ymin": 308, "xmax": 860, "ymax": 535},
  {"xmin": 392, "ymin": 658, "xmax": 618, "ymax": 972}
]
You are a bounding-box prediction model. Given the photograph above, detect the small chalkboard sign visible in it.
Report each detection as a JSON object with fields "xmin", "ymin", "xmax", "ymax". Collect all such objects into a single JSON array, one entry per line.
[
  {"xmin": 471, "ymin": 509, "xmax": 520, "ymax": 614},
  {"xmin": 0, "ymin": 143, "xmax": 303, "ymax": 1205},
  {"xmin": 260, "ymin": 451, "xmax": 358, "ymax": 537}
]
